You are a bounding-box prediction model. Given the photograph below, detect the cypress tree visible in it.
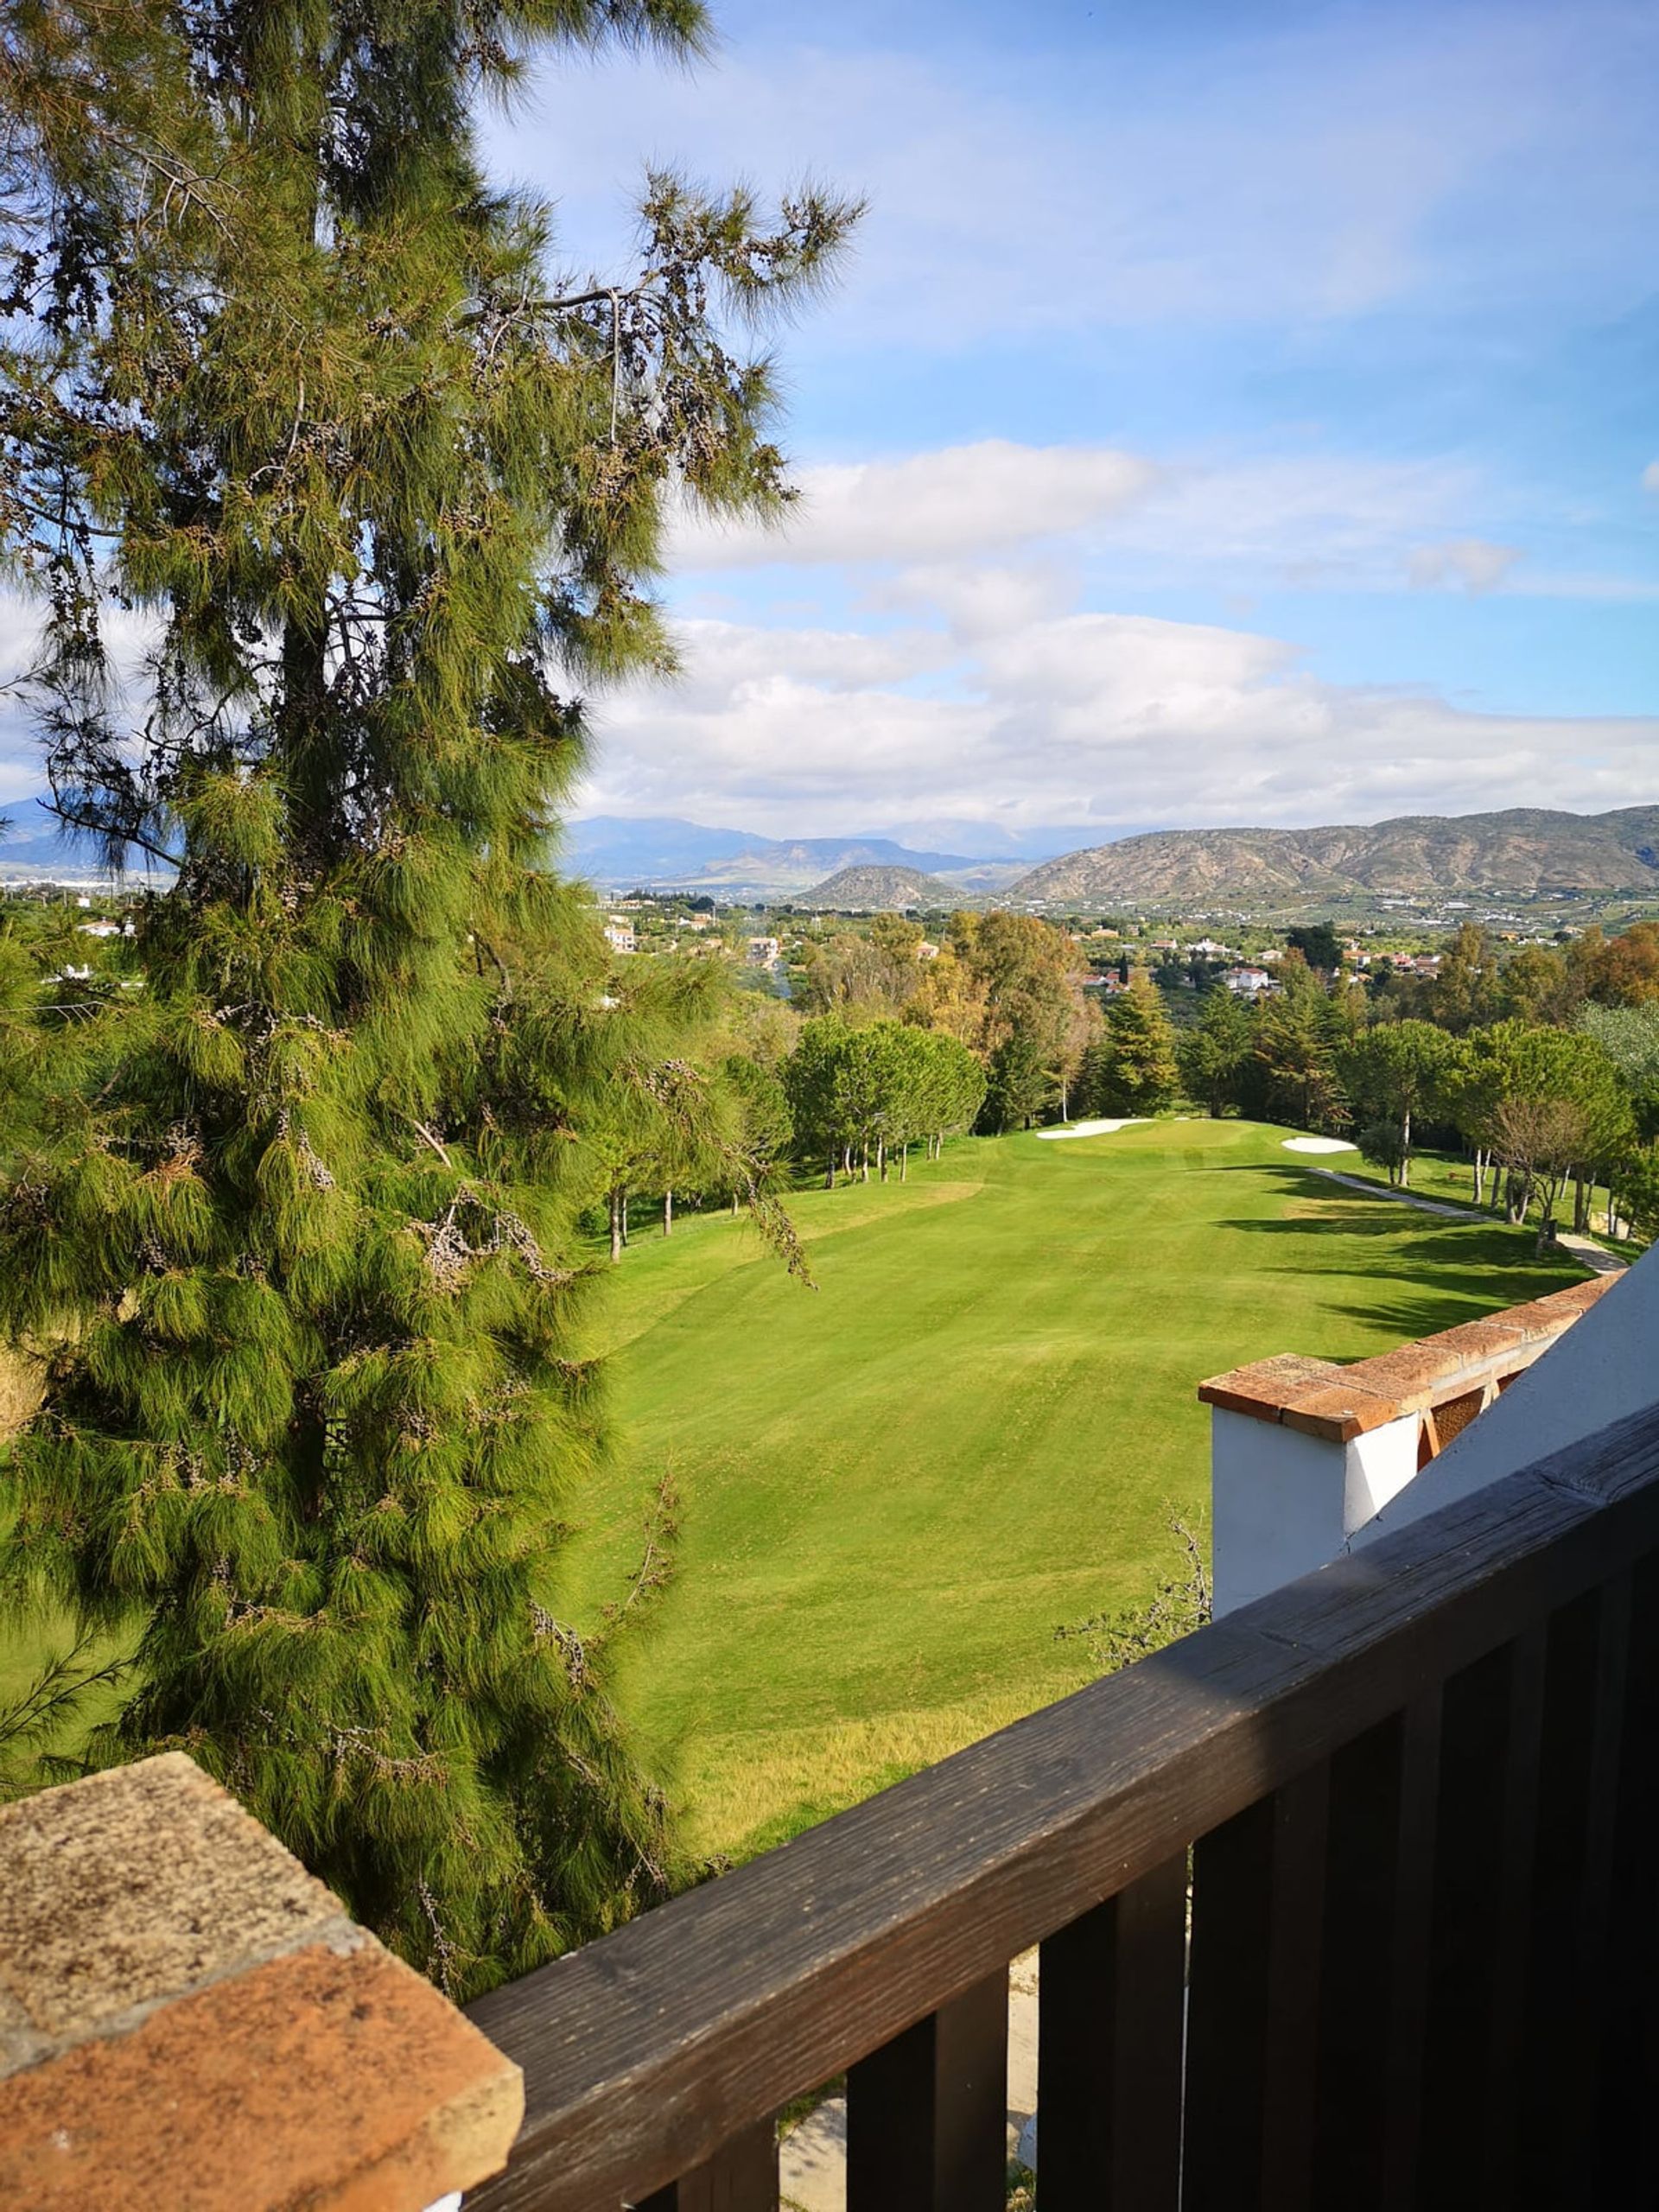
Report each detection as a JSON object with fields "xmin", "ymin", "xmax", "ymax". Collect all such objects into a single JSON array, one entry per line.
[{"xmin": 0, "ymin": 2, "xmax": 853, "ymax": 1994}]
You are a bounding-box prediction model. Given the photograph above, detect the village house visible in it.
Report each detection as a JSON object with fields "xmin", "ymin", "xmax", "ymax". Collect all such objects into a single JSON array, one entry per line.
[
  {"xmin": 1222, "ymin": 964, "xmax": 1274, "ymax": 996},
  {"xmin": 602, "ymin": 917, "xmax": 635, "ymax": 956}
]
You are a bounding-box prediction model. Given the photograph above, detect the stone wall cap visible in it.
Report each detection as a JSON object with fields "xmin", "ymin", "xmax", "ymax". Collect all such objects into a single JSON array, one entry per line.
[
  {"xmin": 0, "ymin": 1754, "xmax": 524, "ymax": 2210},
  {"xmin": 1198, "ymin": 1270, "xmax": 1621, "ymax": 1441}
]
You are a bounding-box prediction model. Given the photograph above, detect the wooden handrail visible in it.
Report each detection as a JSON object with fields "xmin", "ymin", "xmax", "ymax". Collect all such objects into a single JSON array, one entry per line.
[{"xmin": 467, "ymin": 1400, "xmax": 1659, "ymax": 2212}]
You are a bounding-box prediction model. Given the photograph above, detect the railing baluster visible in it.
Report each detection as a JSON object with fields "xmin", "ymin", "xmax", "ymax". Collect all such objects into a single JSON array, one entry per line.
[
  {"xmin": 1554, "ymin": 1571, "xmax": 1632, "ymax": 2197},
  {"xmin": 1517, "ymin": 1588, "xmax": 1602, "ymax": 2192},
  {"xmin": 1377, "ymin": 1688, "xmax": 1441, "ymax": 2212},
  {"xmin": 846, "ymin": 1970, "xmax": 1007, "ymax": 2212},
  {"xmin": 632, "ymin": 2118, "xmax": 778, "ymax": 2212},
  {"xmin": 1259, "ymin": 1764, "xmax": 1331, "ymax": 2212},
  {"xmin": 1036, "ymin": 1851, "xmax": 1187, "ymax": 2209},
  {"xmin": 1595, "ymin": 1550, "xmax": 1659, "ymax": 2199},
  {"xmin": 1184, "ymin": 1764, "xmax": 1332, "ymax": 2212},
  {"xmin": 1182, "ymin": 1795, "xmax": 1274, "ymax": 2212},
  {"xmin": 1416, "ymin": 1644, "xmax": 1517, "ymax": 2200},
  {"xmin": 1311, "ymin": 1715, "xmax": 1406, "ymax": 2211},
  {"xmin": 1480, "ymin": 1624, "xmax": 1548, "ymax": 2211}
]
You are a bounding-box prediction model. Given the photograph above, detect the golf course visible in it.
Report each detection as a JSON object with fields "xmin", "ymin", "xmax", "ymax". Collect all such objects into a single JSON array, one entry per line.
[{"xmin": 566, "ymin": 1116, "xmax": 1587, "ymax": 1859}]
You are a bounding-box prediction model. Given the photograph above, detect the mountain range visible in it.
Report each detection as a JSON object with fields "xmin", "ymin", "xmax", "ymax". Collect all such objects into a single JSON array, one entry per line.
[
  {"xmin": 557, "ymin": 816, "xmax": 1064, "ymax": 898},
  {"xmin": 4, "ymin": 795, "xmax": 1657, "ymax": 908},
  {"xmin": 1002, "ymin": 806, "xmax": 1659, "ymax": 906}
]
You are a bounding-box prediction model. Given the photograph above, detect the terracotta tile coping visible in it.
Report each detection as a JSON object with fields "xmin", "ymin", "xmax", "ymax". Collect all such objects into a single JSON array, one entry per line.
[
  {"xmin": 0, "ymin": 1754, "xmax": 524, "ymax": 2211},
  {"xmin": 1198, "ymin": 1274, "xmax": 1619, "ymax": 1444}
]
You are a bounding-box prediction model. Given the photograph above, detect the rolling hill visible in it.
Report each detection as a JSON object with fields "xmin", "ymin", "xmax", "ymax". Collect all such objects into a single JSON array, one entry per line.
[
  {"xmin": 1003, "ymin": 806, "xmax": 1659, "ymax": 905},
  {"xmin": 806, "ymin": 864, "xmax": 963, "ymax": 909}
]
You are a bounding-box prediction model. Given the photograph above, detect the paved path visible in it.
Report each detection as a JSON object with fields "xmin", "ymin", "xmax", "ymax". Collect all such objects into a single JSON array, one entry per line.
[
  {"xmin": 1306, "ymin": 1167, "xmax": 1489, "ymax": 1220},
  {"xmin": 1307, "ymin": 1168, "xmax": 1629, "ymax": 1271}
]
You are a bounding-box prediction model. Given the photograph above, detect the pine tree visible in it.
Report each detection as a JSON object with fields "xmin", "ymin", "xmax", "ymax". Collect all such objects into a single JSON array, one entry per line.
[
  {"xmin": 0, "ymin": 2, "xmax": 854, "ymax": 1996},
  {"xmin": 1092, "ymin": 972, "xmax": 1179, "ymax": 1115},
  {"xmin": 1179, "ymin": 985, "xmax": 1251, "ymax": 1117}
]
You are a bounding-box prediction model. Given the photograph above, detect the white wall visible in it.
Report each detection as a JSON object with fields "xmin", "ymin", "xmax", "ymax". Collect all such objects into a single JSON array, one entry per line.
[{"xmin": 1211, "ymin": 1405, "xmax": 1421, "ymax": 1615}]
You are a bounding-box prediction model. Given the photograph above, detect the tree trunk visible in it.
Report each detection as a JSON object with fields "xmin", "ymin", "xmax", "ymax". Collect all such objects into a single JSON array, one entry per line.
[
  {"xmin": 609, "ymin": 1186, "xmax": 623, "ymax": 1262},
  {"xmin": 663, "ymin": 1187, "xmax": 673, "ymax": 1236},
  {"xmin": 620, "ymin": 1187, "xmax": 629, "ymax": 1246},
  {"xmin": 731, "ymin": 1189, "xmax": 740, "ymax": 1217},
  {"xmin": 861, "ymin": 1140, "xmax": 869, "ymax": 1184},
  {"xmin": 877, "ymin": 1136, "xmax": 887, "ymax": 1182},
  {"xmin": 1400, "ymin": 1105, "xmax": 1411, "ymax": 1188},
  {"xmin": 1573, "ymin": 1170, "xmax": 1589, "ymax": 1234},
  {"xmin": 900, "ymin": 1142, "xmax": 909, "ymax": 1182},
  {"xmin": 826, "ymin": 1151, "xmax": 836, "ymax": 1190}
]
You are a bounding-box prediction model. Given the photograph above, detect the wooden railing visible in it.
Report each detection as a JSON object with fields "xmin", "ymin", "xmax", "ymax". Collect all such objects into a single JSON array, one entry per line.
[{"xmin": 467, "ymin": 1399, "xmax": 1659, "ymax": 2211}]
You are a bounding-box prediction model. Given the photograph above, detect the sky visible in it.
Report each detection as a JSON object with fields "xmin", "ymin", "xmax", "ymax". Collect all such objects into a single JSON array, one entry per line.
[
  {"xmin": 486, "ymin": 0, "xmax": 1659, "ymax": 849},
  {"xmin": 3, "ymin": 0, "xmax": 1656, "ymax": 856}
]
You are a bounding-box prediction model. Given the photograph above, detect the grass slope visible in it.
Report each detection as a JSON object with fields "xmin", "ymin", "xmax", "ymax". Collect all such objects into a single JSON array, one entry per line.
[{"xmin": 566, "ymin": 1118, "xmax": 1586, "ymax": 1858}]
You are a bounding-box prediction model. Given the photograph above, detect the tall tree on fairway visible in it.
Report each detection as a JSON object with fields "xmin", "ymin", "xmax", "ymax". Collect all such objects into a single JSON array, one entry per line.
[
  {"xmin": 1178, "ymin": 984, "xmax": 1251, "ymax": 1118},
  {"xmin": 0, "ymin": 0, "xmax": 854, "ymax": 1995},
  {"xmin": 1338, "ymin": 1020, "xmax": 1452, "ymax": 1188},
  {"xmin": 1086, "ymin": 970, "xmax": 1179, "ymax": 1116}
]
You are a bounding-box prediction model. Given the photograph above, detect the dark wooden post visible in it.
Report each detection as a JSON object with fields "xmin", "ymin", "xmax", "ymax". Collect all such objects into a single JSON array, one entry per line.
[
  {"xmin": 846, "ymin": 1972, "xmax": 1007, "ymax": 2212},
  {"xmin": 1038, "ymin": 1852, "xmax": 1187, "ymax": 2210}
]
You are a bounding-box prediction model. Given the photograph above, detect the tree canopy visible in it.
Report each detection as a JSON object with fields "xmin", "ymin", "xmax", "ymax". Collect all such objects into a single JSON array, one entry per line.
[{"xmin": 0, "ymin": 0, "xmax": 855, "ymax": 1995}]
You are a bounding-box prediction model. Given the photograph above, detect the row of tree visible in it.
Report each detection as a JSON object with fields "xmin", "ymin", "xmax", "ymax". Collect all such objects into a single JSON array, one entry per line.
[
  {"xmin": 1165, "ymin": 954, "xmax": 1659, "ymax": 1246},
  {"xmin": 784, "ymin": 1019, "xmax": 986, "ymax": 1183}
]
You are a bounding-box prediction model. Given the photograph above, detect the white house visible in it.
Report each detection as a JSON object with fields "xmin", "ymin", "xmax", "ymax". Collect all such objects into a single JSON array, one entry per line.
[
  {"xmin": 602, "ymin": 918, "xmax": 635, "ymax": 956},
  {"xmin": 1221, "ymin": 964, "xmax": 1273, "ymax": 996}
]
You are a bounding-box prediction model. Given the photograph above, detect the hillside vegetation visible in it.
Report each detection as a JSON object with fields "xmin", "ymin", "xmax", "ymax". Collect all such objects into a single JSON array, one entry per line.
[
  {"xmin": 1007, "ymin": 805, "xmax": 1659, "ymax": 904},
  {"xmin": 563, "ymin": 1118, "xmax": 1586, "ymax": 1858},
  {"xmin": 807, "ymin": 863, "xmax": 963, "ymax": 908}
]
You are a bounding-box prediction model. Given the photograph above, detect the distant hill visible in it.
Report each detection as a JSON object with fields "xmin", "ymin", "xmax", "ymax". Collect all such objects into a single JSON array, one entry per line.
[
  {"xmin": 564, "ymin": 817, "xmax": 1026, "ymax": 899},
  {"xmin": 807, "ymin": 865, "xmax": 963, "ymax": 910},
  {"xmin": 1003, "ymin": 807, "xmax": 1659, "ymax": 905},
  {"xmin": 560, "ymin": 816, "xmax": 1109, "ymax": 898}
]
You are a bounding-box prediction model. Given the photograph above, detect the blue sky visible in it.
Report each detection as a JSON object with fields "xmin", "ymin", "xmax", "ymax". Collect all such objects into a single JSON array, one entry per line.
[
  {"xmin": 485, "ymin": 0, "xmax": 1659, "ymax": 845},
  {"xmin": 0, "ymin": 1, "xmax": 1652, "ymax": 854}
]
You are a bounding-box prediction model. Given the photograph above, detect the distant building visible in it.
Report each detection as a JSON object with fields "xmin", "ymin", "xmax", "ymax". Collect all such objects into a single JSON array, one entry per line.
[
  {"xmin": 1222, "ymin": 965, "xmax": 1274, "ymax": 997},
  {"xmin": 916, "ymin": 941, "xmax": 941, "ymax": 961},
  {"xmin": 603, "ymin": 918, "xmax": 635, "ymax": 956},
  {"xmin": 77, "ymin": 920, "xmax": 122, "ymax": 938},
  {"xmin": 1185, "ymin": 938, "xmax": 1234, "ymax": 958},
  {"xmin": 747, "ymin": 936, "xmax": 781, "ymax": 966}
]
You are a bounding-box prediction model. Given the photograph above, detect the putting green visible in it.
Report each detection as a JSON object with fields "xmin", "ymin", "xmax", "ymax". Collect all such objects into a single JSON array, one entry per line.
[{"xmin": 565, "ymin": 1118, "xmax": 1586, "ymax": 1857}]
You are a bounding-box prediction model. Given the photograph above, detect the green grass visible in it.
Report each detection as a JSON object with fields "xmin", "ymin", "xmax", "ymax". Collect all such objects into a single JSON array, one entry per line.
[
  {"xmin": 563, "ymin": 1117, "xmax": 1588, "ymax": 1859},
  {"xmin": 1320, "ymin": 1145, "xmax": 1649, "ymax": 1257}
]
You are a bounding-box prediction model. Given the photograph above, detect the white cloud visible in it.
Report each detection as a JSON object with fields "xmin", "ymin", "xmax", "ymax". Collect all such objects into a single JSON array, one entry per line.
[
  {"xmin": 1408, "ymin": 538, "xmax": 1524, "ymax": 593},
  {"xmin": 675, "ymin": 441, "xmax": 1156, "ymax": 569},
  {"xmin": 578, "ymin": 602, "xmax": 1659, "ymax": 839}
]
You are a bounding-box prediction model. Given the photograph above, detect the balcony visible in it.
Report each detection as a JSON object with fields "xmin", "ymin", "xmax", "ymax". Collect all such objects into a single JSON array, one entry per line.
[
  {"xmin": 465, "ymin": 1384, "xmax": 1659, "ymax": 2209},
  {"xmin": 5, "ymin": 1260, "xmax": 1653, "ymax": 2210}
]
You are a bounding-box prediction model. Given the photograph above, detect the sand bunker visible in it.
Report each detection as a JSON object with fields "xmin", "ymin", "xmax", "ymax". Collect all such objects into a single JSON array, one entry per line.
[
  {"xmin": 1035, "ymin": 1119, "xmax": 1145, "ymax": 1141},
  {"xmin": 1281, "ymin": 1135, "xmax": 1358, "ymax": 1154}
]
